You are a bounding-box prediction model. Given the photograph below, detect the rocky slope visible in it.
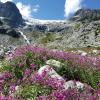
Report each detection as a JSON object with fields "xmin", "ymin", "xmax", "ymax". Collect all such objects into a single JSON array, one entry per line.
[
  {"xmin": 0, "ymin": 1, "xmax": 99, "ymax": 49},
  {"xmin": 0, "ymin": 1, "xmax": 25, "ymax": 48},
  {"xmin": 24, "ymin": 17, "xmax": 100, "ymax": 49},
  {"xmin": 71, "ymin": 9, "xmax": 100, "ymax": 21}
]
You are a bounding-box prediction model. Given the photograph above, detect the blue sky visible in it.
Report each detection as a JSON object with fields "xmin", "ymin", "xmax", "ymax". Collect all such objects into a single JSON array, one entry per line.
[
  {"xmin": 0, "ymin": 0, "xmax": 100, "ymax": 20},
  {"xmin": 14, "ymin": 0, "xmax": 65, "ymax": 20}
]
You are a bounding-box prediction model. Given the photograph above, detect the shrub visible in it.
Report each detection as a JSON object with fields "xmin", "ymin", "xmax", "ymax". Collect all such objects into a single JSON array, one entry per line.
[
  {"xmin": 7, "ymin": 45, "xmax": 100, "ymax": 89},
  {"xmin": 14, "ymin": 84, "xmax": 52, "ymax": 99},
  {"xmin": 40, "ymin": 32, "xmax": 55, "ymax": 44},
  {"xmin": 0, "ymin": 45, "xmax": 100, "ymax": 99},
  {"xmin": 74, "ymin": 23, "xmax": 81, "ymax": 30}
]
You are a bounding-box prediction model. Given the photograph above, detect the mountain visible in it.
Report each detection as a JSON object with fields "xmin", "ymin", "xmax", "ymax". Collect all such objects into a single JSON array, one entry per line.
[
  {"xmin": 0, "ymin": 1, "xmax": 23, "ymax": 27},
  {"xmin": 23, "ymin": 18, "xmax": 66, "ymax": 32},
  {"xmin": 23, "ymin": 9, "xmax": 100, "ymax": 33},
  {"xmin": 71, "ymin": 9, "xmax": 100, "ymax": 21},
  {"xmin": 0, "ymin": 1, "xmax": 23, "ymax": 43},
  {"xmin": 23, "ymin": 9, "xmax": 100, "ymax": 48},
  {"xmin": 0, "ymin": 1, "xmax": 99, "ymax": 49}
]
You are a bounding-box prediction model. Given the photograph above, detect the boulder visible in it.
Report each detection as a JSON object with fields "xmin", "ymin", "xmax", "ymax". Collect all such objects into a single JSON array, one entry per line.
[
  {"xmin": 38, "ymin": 65, "xmax": 64, "ymax": 80},
  {"xmin": 0, "ymin": 26, "xmax": 20, "ymax": 38},
  {"xmin": 0, "ymin": 49, "xmax": 4, "ymax": 60},
  {"xmin": 6, "ymin": 29, "xmax": 20, "ymax": 38},
  {"xmin": 0, "ymin": 27, "xmax": 7, "ymax": 33},
  {"xmin": 38, "ymin": 65, "xmax": 85, "ymax": 91},
  {"xmin": 0, "ymin": 20, "xmax": 3, "ymax": 25},
  {"xmin": 64, "ymin": 80, "xmax": 84, "ymax": 90},
  {"xmin": 64, "ymin": 80, "xmax": 75, "ymax": 89},
  {"xmin": 46, "ymin": 59, "xmax": 63, "ymax": 71},
  {"xmin": 33, "ymin": 24, "xmax": 47, "ymax": 32},
  {"xmin": 76, "ymin": 81, "xmax": 84, "ymax": 90}
]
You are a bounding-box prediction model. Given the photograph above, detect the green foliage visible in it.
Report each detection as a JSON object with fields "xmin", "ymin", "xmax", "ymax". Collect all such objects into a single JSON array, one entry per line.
[
  {"xmin": 2, "ymin": 45, "xmax": 100, "ymax": 91},
  {"xmin": 74, "ymin": 23, "xmax": 81, "ymax": 30},
  {"xmin": 58, "ymin": 62, "xmax": 100, "ymax": 89},
  {"xmin": 1, "ymin": 45, "xmax": 100, "ymax": 99},
  {"xmin": 40, "ymin": 33, "xmax": 63, "ymax": 45},
  {"xmin": 55, "ymin": 36, "xmax": 63, "ymax": 41},
  {"xmin": 15, "ymin": 84, "xmax": 52, "ymax": 99},
  {"xmin": 40, "ymin": 32, "xmax": 55, "ymax": 44},
  {"xmin": 14, "ymin": 66, "xmax": 23, "ymax": 79},
  {"xmin": 96, "ymin": 46, "xmax": 100, "ymax": 50},
  {"xmin": 2, "ymin": 61, "xmax": 12, "ymax": 72},
  {"xmin": 26, "ymin": 51, "xmax": 33, "ymax": 58}
]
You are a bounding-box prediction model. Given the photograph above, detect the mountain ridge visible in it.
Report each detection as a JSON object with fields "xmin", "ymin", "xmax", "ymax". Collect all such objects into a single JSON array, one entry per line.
[{"xmin": 0, "ymin": 1, "xmax": 99, "ymax": 49}]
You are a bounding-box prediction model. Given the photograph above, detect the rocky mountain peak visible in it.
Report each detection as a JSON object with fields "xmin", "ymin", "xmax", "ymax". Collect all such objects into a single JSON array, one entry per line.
[
  {"xmin": 0, "ymin": 1, "xmax": 23, "ymax": 27},
  {"xmin": 71, "ymin": 8, "xmax": 100, "ymax": 21}
]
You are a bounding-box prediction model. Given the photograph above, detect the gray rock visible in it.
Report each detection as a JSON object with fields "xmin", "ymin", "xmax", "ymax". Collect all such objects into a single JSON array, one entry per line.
[
  {"xmin": 71, "ymin": 9, "xmax": 100, "ymax": 21},
  {"xmin": 38, "ymin": 65, "xmax": 85, "ymax": 91},
  {"xmin": 0, "ymin": 27, "xmax": 7, "ymax": 33},
  {"xmin": 46, "ymin": 59, "xmax": 63, "ymax": 71},
  {"xmin": 64, "ymin": 80, "xmax": 84, "ymax": 90},
  {"xmin": 38, "ymin": 65, "xmax": 64, "ymax": 80},
  {"xmin": 0, "ymin": 1, "xmax": 23, "ymax": 27},
  {"xmin": 0, "ymin": 4, "xmax": 99, "ymax": 48},
  {"xmin": 76, "ymin": 81, "xmax": 84, "ymax": 90},
  {"xmin": 0, "ymin": 20, "xmax": 3, "ymax": 25},
  {"xmin": 64, "ymin": 81, "xmax": 75, "ymax": 89},
  {"xmin": 0, "ymin": 27, "xmax": 20, "ymax": 38},
  {"xmin": 0, "ymin": 49, "xmax": 4, "ymax": 60},
  {"xmin": 6, "ymin": 29, "xmax": 20, "ymax": 38}
]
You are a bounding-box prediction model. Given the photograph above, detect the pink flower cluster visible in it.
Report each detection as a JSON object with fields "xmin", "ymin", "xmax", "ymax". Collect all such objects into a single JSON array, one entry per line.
[
  {"xmin": 30, "ymin": 65, "xmax": 99, "ymax": 100},
  {"xmin": 1, "ymin": 45, "xmax": 99, "ymax": 99},
  {"xmin": 12, "ymin": 45, "xmax": 100, "ymax": 69}
]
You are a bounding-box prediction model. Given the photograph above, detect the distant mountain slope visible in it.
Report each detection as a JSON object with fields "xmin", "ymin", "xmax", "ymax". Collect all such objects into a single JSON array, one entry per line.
[
  {"xmin": 23, "ymin": 9, "xmax": 100, "ymax": 48},
  {"xmin": 71, "ymin": 9, "xmax": 100, "ymax": 21},
  {"xmin": 0, "ymin": 1, "xmax": 99, "ymax": 49}
]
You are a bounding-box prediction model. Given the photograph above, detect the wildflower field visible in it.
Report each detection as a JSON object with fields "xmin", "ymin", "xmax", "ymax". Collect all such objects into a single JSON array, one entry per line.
[{"xmin": 0, "ymin": 45, "xmax": 100, "ymax": 100}]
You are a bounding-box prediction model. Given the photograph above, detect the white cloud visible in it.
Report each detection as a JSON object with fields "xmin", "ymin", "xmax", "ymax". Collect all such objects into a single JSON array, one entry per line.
[
  {"xmin": 16, "ymin": 2, "xmax": 32, "ymax": 19},
  {"xmin": 64, "ymin": 0, "xmax": 83, "ymax": 18},
  {"xmin": 0, "ymin": 0, "xmax": 13, "ymax": 3},
  {"xmin": 33, "ymin": 8, "xmax": 38, "ymax": 13},
  {"xmin": 33, "ymin": 5, "xmax": 39, "ymax": 13},
  {"xmin": 16, "ymin": 2, "xmax": 39, "ymax": 19}
]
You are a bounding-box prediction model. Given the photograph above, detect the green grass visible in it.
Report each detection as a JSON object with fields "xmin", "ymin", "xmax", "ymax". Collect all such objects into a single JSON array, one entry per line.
[
  {"xmin": 58, "ymin": 63, "xmax": 100, "ymax": 89},
  {"xmin": 14, "ymin": 84, "xmax": 52, "ymax": 100},
  {"xmin": 74, "ymin": 23, "xmax": 81, "ymax": 30}
]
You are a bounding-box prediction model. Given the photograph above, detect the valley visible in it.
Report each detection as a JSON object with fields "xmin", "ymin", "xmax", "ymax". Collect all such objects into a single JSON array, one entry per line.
[{"xmin": 0, "ymin": 1, "xmax": 100, "ymax": 100}]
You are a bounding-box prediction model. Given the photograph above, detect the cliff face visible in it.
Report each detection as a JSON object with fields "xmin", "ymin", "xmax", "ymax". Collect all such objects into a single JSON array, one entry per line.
[
  {"xmin": 0, "ymin": 1, "xmax": 23, "ymax": 41},
  {"xmin": 0, "ymin": 1, "xmax": 23, "ymax": 27}
]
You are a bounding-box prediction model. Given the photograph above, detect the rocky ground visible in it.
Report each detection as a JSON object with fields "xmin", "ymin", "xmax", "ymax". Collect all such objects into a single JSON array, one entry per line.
[{"xmin": 0, "ymin": 2, "xmax": 100, "ymax": 49}]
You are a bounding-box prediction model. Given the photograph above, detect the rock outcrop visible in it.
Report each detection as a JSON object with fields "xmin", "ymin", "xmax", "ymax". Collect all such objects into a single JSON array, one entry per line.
[
  {"xmin": 0, "ymin": 26, "xmax": 20, "ymax": 38},
  {"xmin": 0, "ymin": 1, "xmax": 23, "ymax": 27},
  {"xmin": 71, "ymin": 9, "xmax": 100, "ymax": 21}
]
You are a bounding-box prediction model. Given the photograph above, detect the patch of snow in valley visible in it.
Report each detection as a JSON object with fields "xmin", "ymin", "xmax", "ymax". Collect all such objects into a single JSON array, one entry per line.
[{"xmin": 24, "ymin": 17, "xmax": 67, "ymax": 25}]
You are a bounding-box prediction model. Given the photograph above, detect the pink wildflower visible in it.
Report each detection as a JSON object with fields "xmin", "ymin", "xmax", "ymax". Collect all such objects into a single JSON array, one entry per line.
[{"xmin": 30, "ymin": 63, "xmax": 36, "ymax": 69}]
